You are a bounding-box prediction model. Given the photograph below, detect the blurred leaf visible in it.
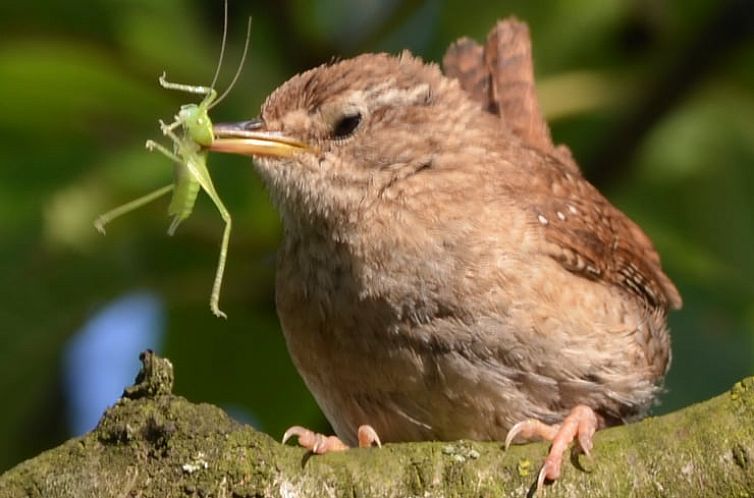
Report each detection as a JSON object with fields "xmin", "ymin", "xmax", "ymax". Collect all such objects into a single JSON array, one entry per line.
[
  {"xmin": 539, "ymin": 69, "xmax": 631, "ymax": 120},
  {"xmin": 0, "ymin": 41, "xmax": 165, "ymax": 135}
]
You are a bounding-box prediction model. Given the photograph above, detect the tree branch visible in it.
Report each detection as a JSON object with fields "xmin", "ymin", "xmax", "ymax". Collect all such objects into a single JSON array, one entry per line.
[{"xmin": 2, "ymin": 351, "xmax": 753, "ymax": 497}]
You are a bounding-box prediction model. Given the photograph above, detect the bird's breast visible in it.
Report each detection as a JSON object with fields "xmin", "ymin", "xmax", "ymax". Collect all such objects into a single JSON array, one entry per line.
[{"xmin": 272, "ymin": 204, "xmax": 669, "ymax": 444}]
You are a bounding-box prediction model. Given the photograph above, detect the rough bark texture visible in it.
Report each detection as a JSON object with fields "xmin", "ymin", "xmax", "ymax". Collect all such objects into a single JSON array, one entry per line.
[{"xmin": 1, "ymin": 351, "xmax": 753, "ymax": 498}]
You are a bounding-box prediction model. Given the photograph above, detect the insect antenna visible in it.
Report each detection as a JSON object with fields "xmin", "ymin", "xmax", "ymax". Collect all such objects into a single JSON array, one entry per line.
[
  {"xmin": 210, "ymin": 16, "xmax": 252, "ymax": 109},
  {"xmin": 208, "ymin": 0, "xmax": 229, "ymax": 90}
]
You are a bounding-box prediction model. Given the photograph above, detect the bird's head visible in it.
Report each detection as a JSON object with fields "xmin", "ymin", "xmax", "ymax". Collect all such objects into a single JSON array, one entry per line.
[{"xmin": 211, "ymin": 52, "xmax": 494, "ymax": 231}]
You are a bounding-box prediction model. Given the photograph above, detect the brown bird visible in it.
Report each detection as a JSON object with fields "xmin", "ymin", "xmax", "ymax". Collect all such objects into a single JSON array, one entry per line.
[{"xmin": 210, "ymin": 19, "xmax": 681, "ymax": 487}]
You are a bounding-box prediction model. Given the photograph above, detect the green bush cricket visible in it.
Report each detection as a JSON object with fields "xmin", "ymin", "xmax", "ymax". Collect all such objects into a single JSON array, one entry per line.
[{"xmin": 94, "ymin": 7, "xmax": 251, "ymax": 319}]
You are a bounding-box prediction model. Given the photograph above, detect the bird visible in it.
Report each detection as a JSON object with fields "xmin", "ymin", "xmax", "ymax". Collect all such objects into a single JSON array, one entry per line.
[{"xmin": 209, "ymin": 18, "xmax": 682, "ymax": 488}]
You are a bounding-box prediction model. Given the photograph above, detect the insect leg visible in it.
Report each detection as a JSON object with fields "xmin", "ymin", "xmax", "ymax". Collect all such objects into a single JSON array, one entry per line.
[
  {"xmin": 160, "ymin": 118, "xmax": 181, "ymax": 134},
  {"xmin": 158, "ymin": 73, "xmax": 217, "ymax": 99},
  {"xmin": 210, "ymin": 200, "xmax": 231, "ymax": 319},
  {"xmin": 203, "ymin": 185, "xmax": 231, "ymax": 319},
  {"xmin": 157, "ymin": 120, "xmax": 183, "ymax": 145},
  {"xmin": 146, "ymin": 139, "xmax": 181, "ymax": 164},
  {"xmin": 183, "ymin": 158, "xmax": 231, "ymax": 318},
  {"xmin": 94, "ymin": 185, "xmax": 174, "ymax": 234}
]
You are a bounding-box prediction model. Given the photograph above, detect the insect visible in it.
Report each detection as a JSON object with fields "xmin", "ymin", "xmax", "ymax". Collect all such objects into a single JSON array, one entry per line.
[{"xmin": 95, "ymin": 5, "xmax": 251, "ymax": 319}]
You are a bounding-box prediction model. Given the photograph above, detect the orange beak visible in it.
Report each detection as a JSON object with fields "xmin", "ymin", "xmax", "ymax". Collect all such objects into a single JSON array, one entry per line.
[{"xmin": 209, "ymin": 119, "xmax": 310, "ymax": 158}]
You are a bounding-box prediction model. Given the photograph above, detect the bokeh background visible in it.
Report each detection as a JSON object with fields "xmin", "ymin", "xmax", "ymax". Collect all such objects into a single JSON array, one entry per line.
[{"xmin": 1, "ymin": 0, "xmax": 753, "ymax": 473}]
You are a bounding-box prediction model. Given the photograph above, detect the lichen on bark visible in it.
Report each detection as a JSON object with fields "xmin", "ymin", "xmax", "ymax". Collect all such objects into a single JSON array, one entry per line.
[{"xmin": 1, "ymin": 351, "xmax": 753, "ymax": 497}]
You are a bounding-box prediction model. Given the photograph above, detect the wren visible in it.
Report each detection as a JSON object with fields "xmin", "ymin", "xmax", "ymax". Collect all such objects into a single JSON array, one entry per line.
[{"xmin": 210, "ymin": 18, "xmax": 681, "ymax": 487}]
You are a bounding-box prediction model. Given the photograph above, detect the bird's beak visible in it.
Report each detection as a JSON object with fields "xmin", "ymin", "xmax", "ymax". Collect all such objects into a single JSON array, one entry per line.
[{"xmin": 209, "ymin": 118, "xmax": 310, "ymax": 158}]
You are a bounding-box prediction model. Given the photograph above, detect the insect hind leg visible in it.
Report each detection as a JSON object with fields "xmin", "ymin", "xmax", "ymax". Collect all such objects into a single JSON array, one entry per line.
[
  {"xmin": 210, "ymin": 209, "xmax": 231, "ymax": 319},
  {"xmin": 94, "ymin": 184, "xmax": 174, "ymax": 234}
]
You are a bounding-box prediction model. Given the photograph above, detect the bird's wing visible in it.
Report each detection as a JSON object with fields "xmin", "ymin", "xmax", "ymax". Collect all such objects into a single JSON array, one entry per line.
[
  {"xmin": 518, "ymin": 159, "xmax": 682, "ymax": 311},
  {"xmin": 445, "ymin": 19, "xmax": 680, "ymax": 310}
]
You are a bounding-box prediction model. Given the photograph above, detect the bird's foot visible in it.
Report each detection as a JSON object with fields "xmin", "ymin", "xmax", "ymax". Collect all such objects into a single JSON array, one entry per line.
[
  {"xmin": 282, "ymin": 424, "xmax": 381, "ymax": 454},
  {"xmin": 505, "ymin": 405, "xmax": 598, "ymax": 490}
]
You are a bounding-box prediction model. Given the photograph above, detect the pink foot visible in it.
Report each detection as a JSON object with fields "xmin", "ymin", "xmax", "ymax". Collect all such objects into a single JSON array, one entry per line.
[
  {"xmin": 282, "ymin": 425, "xmax": 381, "ymax": 454},
  {"xmin": 505, "ymin": 405, "xmax": 598, "ymax": 490}
]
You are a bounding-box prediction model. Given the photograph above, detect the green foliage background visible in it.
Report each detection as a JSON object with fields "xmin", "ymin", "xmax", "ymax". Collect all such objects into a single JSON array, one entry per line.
[{"xmin": 0, "ymin": 0, "xmax": 752, "ymax": 472}]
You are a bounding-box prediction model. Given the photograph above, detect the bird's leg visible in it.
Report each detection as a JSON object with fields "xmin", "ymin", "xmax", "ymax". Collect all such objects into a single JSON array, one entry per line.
[
  {"xmin": 505, "ymin": 405, "xmax": 598, "ymax": 490},
  {"xmin": 282, "ymin": 425, "xmax": 381, "ymax": 454}
]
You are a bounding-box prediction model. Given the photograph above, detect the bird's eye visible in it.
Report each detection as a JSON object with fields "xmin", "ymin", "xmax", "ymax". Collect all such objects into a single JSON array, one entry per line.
[{"xmin": 332, "ymin": 112, "xmax": 362, "ymax": 139}]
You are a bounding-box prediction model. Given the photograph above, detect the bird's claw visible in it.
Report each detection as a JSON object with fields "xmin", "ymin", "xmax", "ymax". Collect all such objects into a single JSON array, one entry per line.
[
  {"xmin": 357, "ymin": 425, "xmax": 382, "ymax": 448},
  {"xmin": 504, "ymin": 419, "xmax": 560, "ymax": 450},
  {"xmin": 282, "ymin": 424, "xmax": 381, "ymax": 454},
  {"xmin": 506, "ymin": 405, "xmax": 599, "ymax": 493},
  {"xmin": 282, "ymin": 426, "xmax": 342, "ymax": 453}
]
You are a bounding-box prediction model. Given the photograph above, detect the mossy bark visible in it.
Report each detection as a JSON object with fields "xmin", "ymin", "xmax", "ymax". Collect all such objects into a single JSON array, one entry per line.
[{"xmin": 1, "ymin": 351, "xmax": 753, "ymax": 497}]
